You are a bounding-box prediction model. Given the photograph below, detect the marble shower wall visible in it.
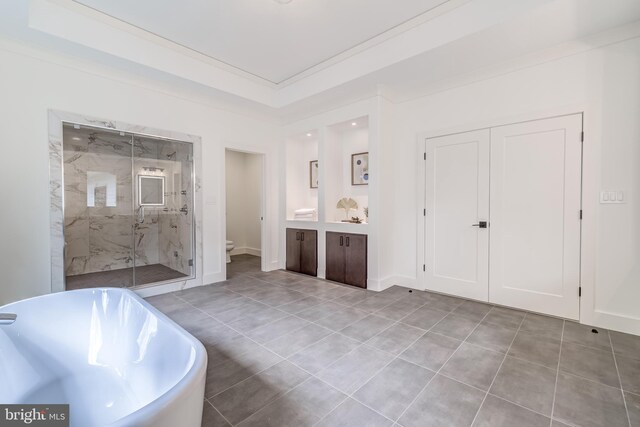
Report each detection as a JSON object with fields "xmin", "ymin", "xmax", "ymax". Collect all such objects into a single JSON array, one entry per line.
[{"xmin": 63, "ymin": 125, "xmax": 193, "ymax": 279}]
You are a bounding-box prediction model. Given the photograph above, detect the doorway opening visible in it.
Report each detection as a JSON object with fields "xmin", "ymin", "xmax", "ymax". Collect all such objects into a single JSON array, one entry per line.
[{"xmin": 225, "ymin": 149, "xmax": 264, "ymax": 278}]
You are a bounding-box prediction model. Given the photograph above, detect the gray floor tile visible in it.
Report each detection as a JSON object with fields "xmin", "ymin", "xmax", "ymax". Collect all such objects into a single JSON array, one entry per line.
[
  {"xmin": 317, "ymin": 345, "xmax": 394, "ymax": 394},
  {"xmin": 482, "ymin": 306, "xmax": 525, "ymax": 330},
  {"xmin": 617, "ymin": 354, "xmax": 640, "ymax": 395},
  {"xmin": 452, "ymin": 300, "xmax": 493, "ymax": 322},
  {"xmin": 334, "ymin": 291, "xmax": 369, "ymax": 306},
  {"xmin": 316, "ymin": 398, "xmax": 392, "ymax": 427},
  {"xmin": 440, "ymin": 342, "xmax": 504, "ymax": 391},
  {"xmin": 400, "ymin": 306, "xmax": 448, "ymax": 330},
  {"xmin": 472, "ymin": 395, "xmax": 550, "ymax": 427},
  {"xmin": 277, "ymin": 296, "xmax": 324, "ymax": 314},
  {"xmin": 553, "ymin": 372, "xmax": 628, "ymax": 427},
  {"xmin": 380, "ymin": 286, "xmax": 414, "ymax": 299},
  {"xmin": 610, "ymin": 330, "xmax": 640, "ymax": 360},
  {"xmin": 354, "ymin": 294, "xmax": 401, "ymax": 313},
  {"xmin": 237, "ymin": 378, "xmax": 346, "ymax": 427},
  {"xmin": 466, "ymin": 322, "xmax": 517, "ymax": 353},
  {"xmin": 519, "ymin": 313, "xmax": 563, "ymax": 340},
  {"xmin": 297, "ymin": 301, "xmax": 346, "ymax": 322},
  {"xmin": 423, "ymin": 293, "xmax": 465, "ymax": 312},
  {"xmin": 489, "ymin": 356, "xmax": 556, "ymax": 416},
  {"xmin": 205, "ymin": 346, "xmax": 282, "ymax": 397},
  {"xmin": 212, "ymin": 299, "xmax": 268, "ymax": 323},
  {"xmin": 430, "ymin": 313, "xmax": 479, "ymax": 341},
  {"xmin": 256, "ymin": 289, "xmax": 308, "ymax": 307},
  {"xmin": 626, "ymin": 391, "xmax": 640, "ymax": 427},
  {"xmin": 563, "ymin": 321, "xmax": 612, "ymax": 352},
  {"xmin": 226, "ymin": 306, "xmax": 288, "ymax": 333},
  {"xmin": 315, "ymin": 306, "xmax": 369, "ymax": 331},
  {"xmin": 366, "ymin": 323, "xmax": 425, "ymax": 355},
  {"xmin": 399, "ymin": 374, "xmax": 484, "ymax": 427},
  {"xmin": 340, "ymin": 315, "xmax": 395, "ymax": 342},
  {"xmin": 288, "ymin": 333, "xmax": 361, "ymax": 374},
  {"xmin": 375, "ymin": 297, "xmax": 426, "ymax": 321},
  {"xmin": 508, "ymin": 331, "xmax": 561, "ymax": 369},
  {"xmin": 559, "ymin": 341, "xmax": 620, "ymax": 388},
  {"xmin": 354, "ymin": 359, "xmax": 434, "ymax": 420},
  {"xmin": 400, "ymin": 332, "xmax": 462, "ymax": 371},
  {"xmin": 244, "ymin": 315, "xmax": 310, "ymax": 344},
  {"xmin": 210, "ymin": 360, "xmax": 309, "ymax": 425},
  {"xmin": 265, "ymin": 323, "xmax": 333, "ymax": 358},
  {"xmin": 201, "ymin": 400, "xmax": 231, "ymax": 427},
  {"xmin": 204, "ymin": 334, "xmax": 264, "ymax": 368}
]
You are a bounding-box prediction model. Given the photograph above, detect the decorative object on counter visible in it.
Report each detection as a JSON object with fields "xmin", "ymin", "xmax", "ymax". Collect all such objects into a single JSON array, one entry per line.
[
  {"xmin": 309, "ymin": 160, "xmax": 318, "ymax": 188},
  {"xmin": 337, "ymin": 197, "xmax": 358, "ymax": 220},
  {"xmin": 363, "ymin": 207, "xmax": 368, "ymax": 222},
  {"xmin": 351, "ymin": 152, "xmax": 369, "ymax": 185},
  {"xmin": 294, "ymin": 208, "xmax": 317, "ymax": 221},
  {"xmin": 349, "ymin": 216, "xmax": 363, "ymax": 224}
]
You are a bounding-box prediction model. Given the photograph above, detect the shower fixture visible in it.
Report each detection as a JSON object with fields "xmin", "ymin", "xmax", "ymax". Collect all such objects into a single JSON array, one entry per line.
[{"xmin": 166, "ymin": 151, "xmax": 177, "ymax": 160}]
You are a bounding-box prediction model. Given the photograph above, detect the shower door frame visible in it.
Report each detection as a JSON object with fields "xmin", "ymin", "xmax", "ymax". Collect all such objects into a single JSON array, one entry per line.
[{"xmin": 49, "ymin": 110, "xmax": 203, "ymax": 296}]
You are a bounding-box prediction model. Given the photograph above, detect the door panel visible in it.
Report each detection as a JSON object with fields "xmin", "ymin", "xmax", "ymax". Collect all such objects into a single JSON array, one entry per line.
[
  {"xmin": 300, "ymin": 230, "xmax": 318, "ymax": 276},
  {"xmin": 489, "ymin": 114, "xmax": 582, "ymax": 319},
  {"xmin": 345, "ymin": 233, "xmax": 367, "ymax": 288},
  {"xmin": 425, "ymin": 129, "xmax": 490, "ymax": 301},
  {"xmin": 325, "ymin": 232, "xmax": 345, "ymax": 283},
  {"xmin": 286, "ymin": 228, "xmax": 301, "ymax": 272}
]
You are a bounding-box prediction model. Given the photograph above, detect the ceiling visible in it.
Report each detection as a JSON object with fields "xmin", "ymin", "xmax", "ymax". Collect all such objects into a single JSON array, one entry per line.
[{"xmin": 72, "ymin": 0, "xmax": 450, "ymax": 84}]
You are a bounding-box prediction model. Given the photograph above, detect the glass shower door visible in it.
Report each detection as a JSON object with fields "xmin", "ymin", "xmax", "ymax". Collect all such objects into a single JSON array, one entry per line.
[
  {"xmin": 132, "ymin": 135, "xmax": 194, "ymax": 287},
  {"xmin": 62, "ymin": 123, "xmax": 135, "ymax": 289}
]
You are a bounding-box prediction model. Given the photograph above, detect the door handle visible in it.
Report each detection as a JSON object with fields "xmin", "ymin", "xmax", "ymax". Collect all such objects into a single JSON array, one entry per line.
[
  {"xmin": 346, "ymin": 236, "xmax": 350, "ymax": 247},
  {"xmin": 301, "ymin": 232, "xmax": 304, "ymax": 241},
  {"xmin": 296, "ymin": 232, "xmax": 300, "ymax": 241},
  {"xmin": 472, "ymin": 221, "xmax": 488, "ymax": 229},
  {"xmin": 340, "ymin": 236, "xmax": 343, "ymax": 246}
]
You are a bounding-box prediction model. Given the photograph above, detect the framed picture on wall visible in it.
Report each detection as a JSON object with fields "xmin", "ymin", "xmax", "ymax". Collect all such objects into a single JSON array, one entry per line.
[
  {"xmin": 310, "ymin": 160, "xmax": 319, "ymax": 188},
  {"xmin": 351, "ymin": 152, "xmax": 369, "ymax": 185}
]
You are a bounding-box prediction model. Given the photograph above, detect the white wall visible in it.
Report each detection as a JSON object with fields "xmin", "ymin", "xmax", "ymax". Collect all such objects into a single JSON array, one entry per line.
[
  {"xmin": 225, "ymin": 150, "xmax": 262, "ymax": 255},
  {"xmin": 0, "ymin": 39, "xmax": 280, "ymax": 305},
  {"xmin": 388, "ymin": 36, "xmax": 640, "ymax": 334}
]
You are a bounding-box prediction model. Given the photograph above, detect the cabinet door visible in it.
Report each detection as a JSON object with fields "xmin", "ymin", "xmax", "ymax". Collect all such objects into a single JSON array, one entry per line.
[
  {"xmin": 300, "ymin": 230, "xmax": 318, "ymax": 276},
  {"xmin": 325, "ymin": 232, "xmax": 345, "ymax": 283},
  {"xmin": 285, "ymin": 228, "xmax": 301, "ymax": 273},
  {"xmin": 345, "ymin": 233, "xmax": 367, "ymax": 288}
]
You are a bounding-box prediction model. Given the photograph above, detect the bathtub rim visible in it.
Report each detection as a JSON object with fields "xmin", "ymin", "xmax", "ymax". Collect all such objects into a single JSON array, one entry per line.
[{"xmin": 0, "ymin": 287, "xmax": 208, "ymax": 427}]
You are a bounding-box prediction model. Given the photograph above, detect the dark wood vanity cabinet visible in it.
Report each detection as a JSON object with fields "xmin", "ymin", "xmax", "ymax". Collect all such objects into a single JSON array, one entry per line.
[
  {"xmin": 286, "ymin": 228, "xmax": 317, "ymax": 276},
  {"xmin": 326, "ymin": 232, "xmax": 367, "ymax": 288}
]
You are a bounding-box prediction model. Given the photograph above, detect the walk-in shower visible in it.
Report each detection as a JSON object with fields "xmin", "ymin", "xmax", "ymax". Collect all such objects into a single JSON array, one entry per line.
[{"xmin": 62, "ymin": 123, "xmax": 195, "ymax": 289}]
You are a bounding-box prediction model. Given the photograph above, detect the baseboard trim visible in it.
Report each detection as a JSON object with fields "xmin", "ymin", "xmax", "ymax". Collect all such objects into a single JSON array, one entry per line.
[{"xmin": 230, "ymin": 247, "xmax": 262, "ymax": 257}]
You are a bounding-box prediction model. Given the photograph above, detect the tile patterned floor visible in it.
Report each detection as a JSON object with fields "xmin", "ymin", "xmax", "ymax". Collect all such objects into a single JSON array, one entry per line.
[
  {"xmin": 66, "ymin": 263, "xmax": 188, "ymax": 289},
  {"xmin": 146, "ymin": 255, "xmax": 640, "ymax": 427}
]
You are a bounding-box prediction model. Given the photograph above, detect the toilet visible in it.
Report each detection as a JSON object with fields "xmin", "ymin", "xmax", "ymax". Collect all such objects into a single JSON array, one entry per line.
[{"xmin": 226, "ymin": 240, "xmax": 235, "ymax": 263}]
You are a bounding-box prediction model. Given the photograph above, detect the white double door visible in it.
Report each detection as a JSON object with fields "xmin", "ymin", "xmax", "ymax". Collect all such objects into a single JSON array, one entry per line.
[{"xmin": 424, "ymin": 114, "xmax": 582, "ymax": 319}]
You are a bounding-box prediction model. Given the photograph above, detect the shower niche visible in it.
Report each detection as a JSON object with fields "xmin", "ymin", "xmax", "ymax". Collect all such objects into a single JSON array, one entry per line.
[{"xmin": 62, "ymin": 123, "xmax": 195, "ymax": 290}]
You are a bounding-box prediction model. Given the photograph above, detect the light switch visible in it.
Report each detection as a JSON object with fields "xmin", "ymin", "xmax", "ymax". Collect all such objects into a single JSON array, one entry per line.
[{"xmin": 601, "ymin": 190, "xmax": 626, "ymax": 204}]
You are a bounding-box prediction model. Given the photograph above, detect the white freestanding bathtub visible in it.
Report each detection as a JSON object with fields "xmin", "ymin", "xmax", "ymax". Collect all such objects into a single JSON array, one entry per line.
[{"xmin": 0, "ymin": 288, "xmax": 207, "ymax": 427}]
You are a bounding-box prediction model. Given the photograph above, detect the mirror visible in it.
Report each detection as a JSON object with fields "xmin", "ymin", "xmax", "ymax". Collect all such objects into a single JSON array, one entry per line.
[{"xmin": 138, "ymin": 175, "xmax": 165, "ymax": 206}]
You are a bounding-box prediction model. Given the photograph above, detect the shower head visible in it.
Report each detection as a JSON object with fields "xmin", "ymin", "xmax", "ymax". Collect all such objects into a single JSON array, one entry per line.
[{"xmin": 166, "ymin": 151, "xmax": 177, "ymax": 159}]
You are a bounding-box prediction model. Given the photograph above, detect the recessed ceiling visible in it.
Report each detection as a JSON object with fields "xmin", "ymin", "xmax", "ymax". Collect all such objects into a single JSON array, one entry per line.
[{"xmin": 72, "ymin": 0, "xmax": 450, "ymax": 84}]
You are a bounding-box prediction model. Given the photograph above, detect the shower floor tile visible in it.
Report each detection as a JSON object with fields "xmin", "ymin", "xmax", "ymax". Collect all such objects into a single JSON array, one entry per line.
[{"xmin": 65, "ymin": 263, "xmax": 189, "ymax": 289}]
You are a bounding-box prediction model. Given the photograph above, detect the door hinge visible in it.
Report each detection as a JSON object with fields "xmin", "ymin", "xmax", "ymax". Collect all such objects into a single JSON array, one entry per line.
[
  {"xmin": 423, "ymin": 152, "xmax": 426, "ymax": 160},
  {"xmin": 579, "ymin": 286, "xmax": 582, "ymax": 297},
  {"xmin": 188, "ymin": 259, "xmax": 193, "ymax": 267},
  {"xmin": 423, "ymin": 264, "xmax": 426, "ymax": 272},
  {"xmin": 581, "ymin": 131, "xmax": 584, "ymax": 142},
  {"xmin": 579, "ymin": 210, "xmax": 583, "ymax": 220},
  {"xmin": 423, "ymin": 208, "xmax": 426, "ymax": 216}
]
